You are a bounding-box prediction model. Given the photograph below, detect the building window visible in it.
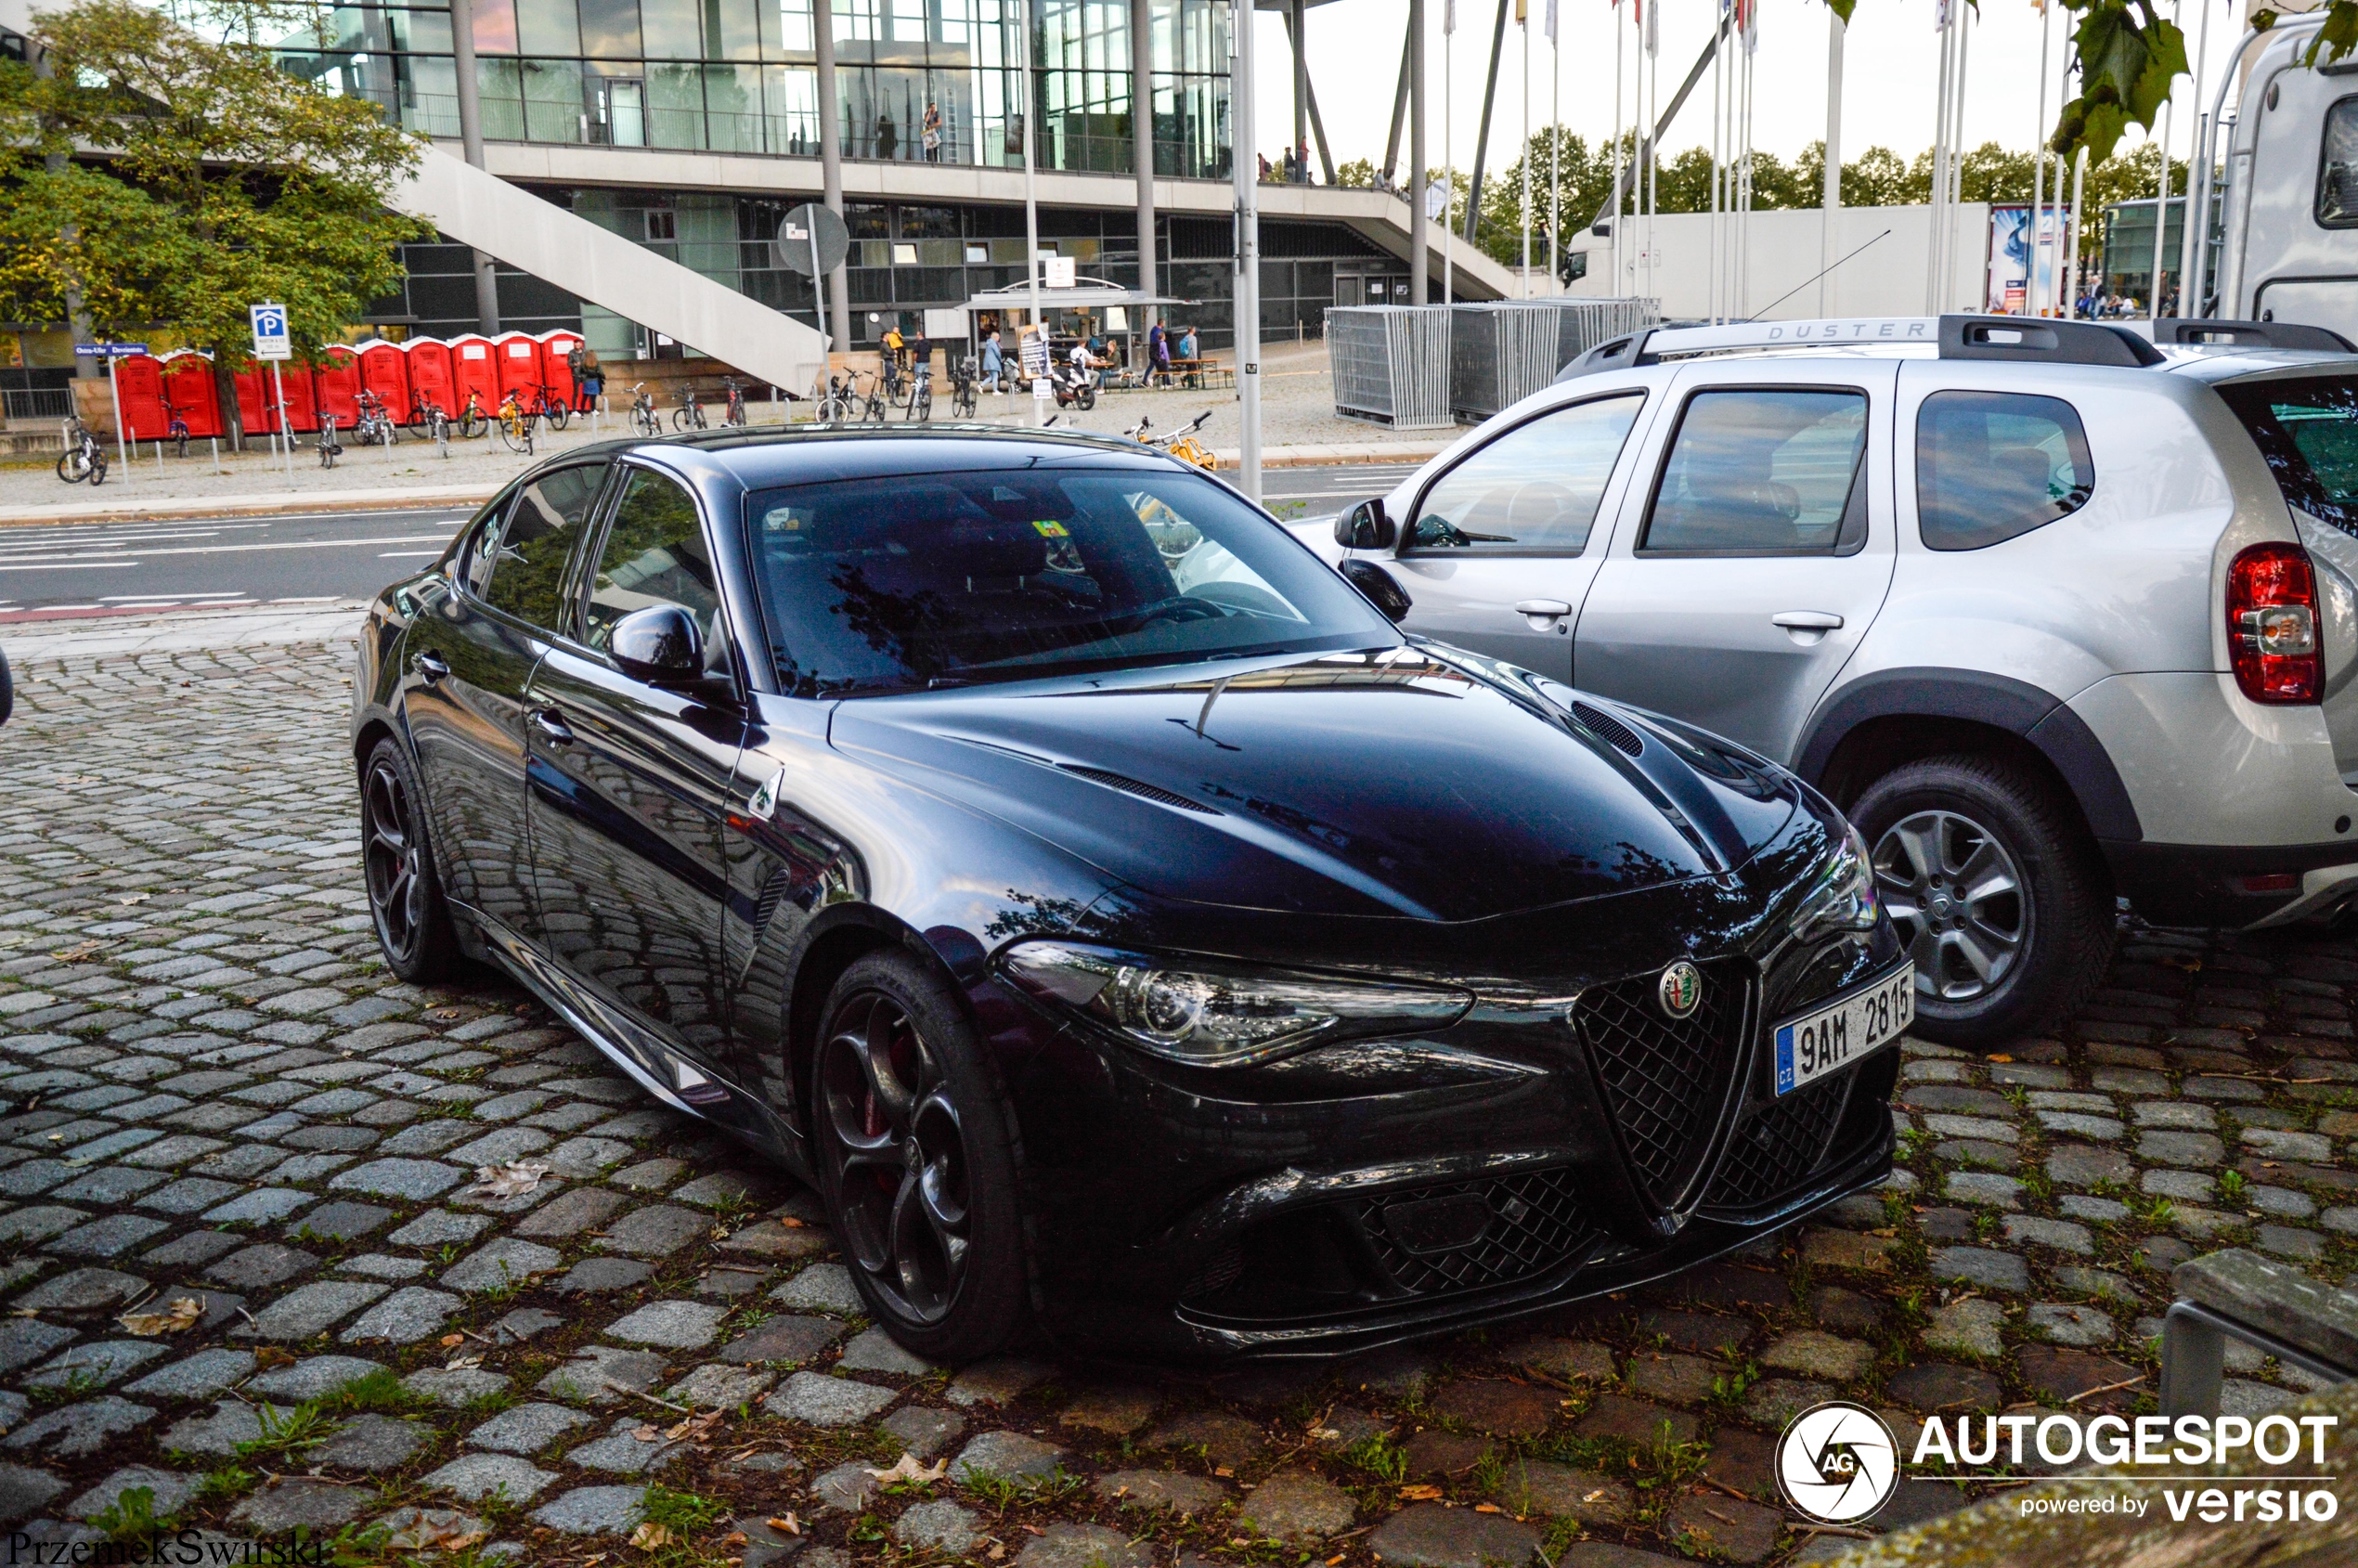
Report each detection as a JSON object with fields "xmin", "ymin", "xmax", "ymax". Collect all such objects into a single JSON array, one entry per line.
[{"xmin": 646, "ymin": 209, "xmax": 677, "ymax": 240}]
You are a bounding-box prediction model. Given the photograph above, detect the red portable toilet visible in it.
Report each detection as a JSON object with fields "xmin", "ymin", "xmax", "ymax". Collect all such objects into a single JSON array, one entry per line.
[
  {"xmin": 538, "ymin": 330, "xmax": 582, "ymax": 406},
  {"xmin": 449, "ymin": 334, "xmax": 499, "ymax": 417},
  {"xmin": 276, "ymin": 360, "xmax": 320, "ymax": 434},
  {"xmin": 404, "ymin": 338, "xmax": 456, "ymax": 422},
  {"xmin": 114, "ymin": 353, "xmax": 171, "ymax": 440},
  {"xmin": 493, "ymin": 331, "xmax": 543, "ymax": 402},
  {"xmin": 314, "ymin": 346, "xmax": 361, "ymax": 431},
  {"xmin": 357, "ymin": 340, "xmax": 411, "ymax": 421},
  {"xmin": 232, "ymin": 363, "xmax": 279, "ymax": 435},
  {"xmin": 161, "ymin": 352, "xmax": 224, "ymax": 438}
]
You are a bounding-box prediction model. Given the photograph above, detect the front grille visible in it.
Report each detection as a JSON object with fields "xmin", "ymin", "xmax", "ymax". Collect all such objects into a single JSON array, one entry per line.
[
  {"xmin": 1572, "ymin": 963, "xmax": 1748, "ymax": 1207},
  {"xmin": 1702, "ymin": 1070, "xmax": 1853, "ymax": 1212},
  {"xmin": 1355, "ymin": 1167, "xmax": 1597, "ymax": 1296}
]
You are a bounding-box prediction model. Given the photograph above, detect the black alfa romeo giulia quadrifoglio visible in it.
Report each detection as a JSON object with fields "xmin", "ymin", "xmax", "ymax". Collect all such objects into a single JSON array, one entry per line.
[{"xmin": 351, "ymin": 427, "xmax": 1906, "ymax": 1363}]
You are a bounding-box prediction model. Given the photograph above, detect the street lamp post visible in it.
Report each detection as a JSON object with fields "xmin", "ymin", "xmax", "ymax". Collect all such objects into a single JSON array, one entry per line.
[{"xmin": 1234, "ymin": 0, "xmax": 1261, "ymax": 500}]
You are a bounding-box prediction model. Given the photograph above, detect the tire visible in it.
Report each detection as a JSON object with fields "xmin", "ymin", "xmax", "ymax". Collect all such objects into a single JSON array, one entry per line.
[
  {"xmin": 88, "ymin": 454, "xmax": 104, "ymax": 486},
  {"xmin": 461, "ymin": 413, "xmax": 486, "ymax": 440},
  {"xmin": 1077, "ymin": 384, "xmax": 1096, "ymax": 411},
  {"xmin": 55, "ymin": 451, "xmax": 82, "ymax": 484},
  {"xmin": 545, "ymin": 404, "xmax": 570, "ymax": 433},
  {"xmin": 811, "ymin": 950, "xmax": 1029, "ymax": 1363},
  {"xmin": 359, "ymin": 736, "xmax": 460, "ymax": 983},
  {"xmin": 1851, "ymin": 752, "xmax": 2117, "ymax": 1050}
]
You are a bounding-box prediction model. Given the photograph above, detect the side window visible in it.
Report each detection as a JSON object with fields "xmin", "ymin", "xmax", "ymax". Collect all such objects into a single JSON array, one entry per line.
[
  {"xmin": 482, "ymin": 463, "xmax": 609, "ymax": 631},
  {"xmin": 584, "ymin": 469, "xmax": 726, "ymax": 666},
  {"xmin": 456, "ymin": 490, "xmax": 516, "ymax": 600},
  {"xmin": 1406, "ymin": 393, "xmax": 1643, "ymax": 553},
  {"xmin": 2320, "ymin": 96, "xmax": 2358, "ymax": 227},
  {"xmin": 1642, "ymin": 388, "xmax": 1869, "ymax": 555},
  {"xmin": 1915, "ymin": 391, "xmax": 2093, "ymax": 551}
]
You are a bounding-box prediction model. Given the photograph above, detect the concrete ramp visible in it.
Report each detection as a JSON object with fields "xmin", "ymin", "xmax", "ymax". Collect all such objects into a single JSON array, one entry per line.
[{"xmin": 393, "ymin": 146, "xmax": 827, "ymax": 393}]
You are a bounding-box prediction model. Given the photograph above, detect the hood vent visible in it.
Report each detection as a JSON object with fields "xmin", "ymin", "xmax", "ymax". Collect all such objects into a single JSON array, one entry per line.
[
  {"xmin": 1057, "ymin": 764, "xmax": 1221, "ymax": 815},
  {"xmin": 1573, "ymin": 701, "xmax": 1646, "ymax": 758}
]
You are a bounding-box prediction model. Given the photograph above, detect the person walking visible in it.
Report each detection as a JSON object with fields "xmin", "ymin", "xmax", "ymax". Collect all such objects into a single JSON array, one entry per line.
[
  {"xmin": 1147, "ymin": 320, "xmax": 1168, "ymax": 385},
  {"xmin": 980, "ymin": 328, "xmax": 1005, "ymax": 391}
]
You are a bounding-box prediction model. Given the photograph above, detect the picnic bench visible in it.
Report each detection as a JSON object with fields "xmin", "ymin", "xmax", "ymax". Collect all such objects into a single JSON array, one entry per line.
[
  {"xmin": 1167, "ymin": 357, "xmax": 1231, "ymax": 390},
  {"xmin": 2160, "ymin": 1247, "xmax": 2358, "ymax": 1417}
]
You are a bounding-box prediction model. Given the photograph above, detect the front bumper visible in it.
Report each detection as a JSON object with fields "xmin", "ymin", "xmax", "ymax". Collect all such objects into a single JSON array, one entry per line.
[{"xmin": 994, "ymin": 902, "xmax": 1905, "ymax": 1362}]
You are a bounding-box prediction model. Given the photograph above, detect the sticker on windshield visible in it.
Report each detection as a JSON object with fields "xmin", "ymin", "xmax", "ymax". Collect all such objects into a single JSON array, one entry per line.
[{"xmin": 1031, "ymin": 520, "xmax": 1070, "ymax": 537}]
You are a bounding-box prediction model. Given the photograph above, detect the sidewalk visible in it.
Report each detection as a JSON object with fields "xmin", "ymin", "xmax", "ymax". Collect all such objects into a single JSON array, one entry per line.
[
  {"xmin": 0, "ymin": 438, "xmax": 1452, "ymax": 528},
  {"xmin": 0, "ymin": 597, "xmax": 369, "ymax": 656}
]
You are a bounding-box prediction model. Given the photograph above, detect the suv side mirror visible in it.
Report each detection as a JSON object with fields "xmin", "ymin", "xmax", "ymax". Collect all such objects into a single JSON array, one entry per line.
[
  {"xmin": 610, "ymin": 604, "xmax": 705, "ymax": 686},
  {"xmin": 1334, "ymin": 498, "xmax": 1396, "ymax": 551},
  {"xmin": 1340, "ymin": 560, "xmax": 1414, "ymax": 622}
]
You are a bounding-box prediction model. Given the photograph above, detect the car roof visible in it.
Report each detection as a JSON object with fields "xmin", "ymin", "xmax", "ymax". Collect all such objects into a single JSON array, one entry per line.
[{"xmin": 591, "ymin": 423, "xmax": 1182, "ymax": 489}]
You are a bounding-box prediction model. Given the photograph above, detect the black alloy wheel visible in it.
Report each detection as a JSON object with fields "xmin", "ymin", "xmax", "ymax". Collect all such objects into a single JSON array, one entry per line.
[
  {"xmin": 360, "ymin": 738, "xmax": 459, "ymax": 982},
  {"xmin": 813, "ymin": 951, "xmax": 1027, "ymax": 1362}
]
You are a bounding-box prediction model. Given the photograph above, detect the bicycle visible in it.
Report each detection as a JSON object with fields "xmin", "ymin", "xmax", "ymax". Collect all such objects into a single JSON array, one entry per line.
[
  {"xmin": 162, "ymin": 401, "xmax": 190, "ymax": 460},
  {"xmin": 671, "ymin": 384, "xmax": 707, "ymax": 431},
  {"xmin": 1128, "ymin": 408, "xmax": 1217, "ymax": 471},
  {"xmin": 412, "ymin": 396, "xmax": 452, "ymax": 453},
  {"xmin": 354, "ymin": 390, "xmax": 398, "ymax": 449},
  {"xmin": 813, "ymin": 370, "xmax": 856, "ymax": 422},
  {"xmin": 496, "ymin": 390, "xmax": 536, "ymax": 455},
  {"xmin": 906, "ymin": 364, "xmax": 933, "ymax": 423},
  {"xmin": 532, "ymin": 382, "xmax": 571, "ymax": 434},
  {"xmin": 317, "ymin": 413, "xmax": 344, "ymax": 469},
  {"xmin": 949, "ymin": 356, "xmax": 978, "ymax": 419},
  {"xmin": 720, "ymin": 376, "xmax": 748, "ymax": 428},
  {"xmin": 55, "ymin": 416, "xmax": 107, "ymax": 485},
  {"xmin": 630, "ymin": 382, "xmax": 660, "ymax": 436},
  {"xmin": 459, "ymin": 391, "xmax": 489, "ymax": 441}
]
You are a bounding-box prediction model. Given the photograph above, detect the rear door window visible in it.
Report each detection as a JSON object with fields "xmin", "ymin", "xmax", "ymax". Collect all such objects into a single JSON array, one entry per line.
[
  {"xmin": 2219, "ymin": 375, "xmax": 2358, "ymax": 536},
  {"xmin": 1914, "ymin": 391, "xmax": 2094, "ymax": 551},
  {"xmin": 1640, "ymin": 388, "xmax": 1869, "ymax": 555}
]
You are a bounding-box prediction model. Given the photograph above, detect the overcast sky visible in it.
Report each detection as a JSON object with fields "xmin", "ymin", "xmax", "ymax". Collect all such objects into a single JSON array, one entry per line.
[{"xmin": 1258, "ymin": 0, "xmax": 2246, "ymax": 175}]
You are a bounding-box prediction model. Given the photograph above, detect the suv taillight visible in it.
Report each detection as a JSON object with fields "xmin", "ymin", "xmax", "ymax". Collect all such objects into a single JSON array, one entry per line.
[{"xmin": 2227, "ymin": 543, "xmax": 2323, "ymax": 704}]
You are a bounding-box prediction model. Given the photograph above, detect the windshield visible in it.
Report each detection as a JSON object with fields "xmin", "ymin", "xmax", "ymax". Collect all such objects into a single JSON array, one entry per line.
[
  {"xmin": 2216, "ymin": 374, "xmax": 2358, "ymax": 538},
  {"xmin": 741, "ymin": 465, "xmax": 1398, "ymax": 694}
]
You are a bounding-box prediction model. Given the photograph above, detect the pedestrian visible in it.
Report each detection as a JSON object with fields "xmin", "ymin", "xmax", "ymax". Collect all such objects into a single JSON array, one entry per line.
[
  {"xmin": 1177, "ymin": 324, "xmax": 1197, "ymax": 362},
  {"xmin": 577, "ymin": 345, "xmax": 602, "ymax": 413},
  {"xmin": 876, "ymin": 113, "xmax": 897, "ymax": 159},
  {"xmin": 1147, "ymin": 321, "xmax": 1168, "ymax": 384},
  {"xmin": 980, "ymin": 328, "xmax": 1004, "ymax": 391},
  {"xmin": 923, "ymin": 99, "xmax": 943, "ymax": 162}
]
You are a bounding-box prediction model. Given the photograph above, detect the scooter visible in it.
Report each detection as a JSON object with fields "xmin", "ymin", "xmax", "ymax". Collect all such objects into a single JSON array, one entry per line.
[{"xmin": 1048, "ymin": 359, "xmax": 1097, "ymax": 412}]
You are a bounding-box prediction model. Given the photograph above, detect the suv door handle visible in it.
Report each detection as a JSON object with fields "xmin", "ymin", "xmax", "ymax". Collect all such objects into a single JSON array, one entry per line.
[
  {"xmin": 1514, "ymin": 600, "xmax": 1574, "ymax": 631},
  {"xmin": 530, "ymin": 707, "xmax": 576, "ymax": 747},
  {"xmin": 412, "ymin": 650, "xmax": 449, "ymax": 683},
  {"xmin": 1770, "ymin": 611, "xmax": 1844, "ymax": 630}
]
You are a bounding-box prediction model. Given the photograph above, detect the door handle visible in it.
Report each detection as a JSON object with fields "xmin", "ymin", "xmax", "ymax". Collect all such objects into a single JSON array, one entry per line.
[
  {"xmin": 1770, "ymin": 611, "xmax": 1844, "ymax": 630},
  {"xmin": 1514, "ymin": 599, "xmax": 1574, "ymax": 632},
  {"xmin": 530, "ymin": 707, "xmax": 576, "ymax": 746},
  {"xmin": 412, "ymin": 650, "xmax": 449, "ymax": 683}
]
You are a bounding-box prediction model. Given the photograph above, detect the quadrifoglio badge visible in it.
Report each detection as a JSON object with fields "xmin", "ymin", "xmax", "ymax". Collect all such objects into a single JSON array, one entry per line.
[{"xmin": 1780, "ymin": 1403, "xmax": 2345, "ymax": 1524}]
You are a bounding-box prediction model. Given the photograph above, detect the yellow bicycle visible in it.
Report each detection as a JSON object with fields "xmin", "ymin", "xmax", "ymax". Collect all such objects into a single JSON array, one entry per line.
[
  {"xmin": 1128, "ymin": 409, "xmax": 1216, "ymax": 472},
  {"xmin": 496, "ymin": 390, "xmax": 535, "ymax": 455}
]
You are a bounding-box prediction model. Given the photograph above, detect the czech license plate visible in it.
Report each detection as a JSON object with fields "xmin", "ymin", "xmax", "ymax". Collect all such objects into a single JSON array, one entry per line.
[{"xmin": 1774, "ymin": 965, "xmax": 1914, "ymax": 1096}]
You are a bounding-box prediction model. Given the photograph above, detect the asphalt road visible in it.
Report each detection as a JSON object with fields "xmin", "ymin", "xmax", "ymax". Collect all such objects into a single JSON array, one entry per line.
[{"xmin": 0, "ymin": 462, "xmax": 1424, "ymax": 623}]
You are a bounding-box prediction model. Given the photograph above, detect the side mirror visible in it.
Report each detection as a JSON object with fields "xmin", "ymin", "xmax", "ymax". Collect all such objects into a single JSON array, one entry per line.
[
  {"xmin": 1340, "ymin": 560, "xmax": 1414, "ymax": 623},
  {"xmin": 610, "ymin": 603, "xmax": 705, "ymax": 686},
  {"xmin": 1333, "ymin": 498, "xmax": 1396, "ymax": 551}
]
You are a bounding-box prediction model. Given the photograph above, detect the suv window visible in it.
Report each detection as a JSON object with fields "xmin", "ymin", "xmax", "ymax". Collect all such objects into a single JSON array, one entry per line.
[
  {"xmin": 2321, "ymin": 97, "xmax": 2358, "ymax": 227},
  {"xmin": 584, "ymin": 469, "xmax": 727, "ymax": 670},
  {"xmin": 483, "ymin": 463, "xmax": 608, "ymax": 632},
  {"xmin": 456, "ymin": 490, "xmax": 515, "ymax": 600},
  {"xmin": 1407, "ymin": 394, "xmax": 1642, "ymax": 554},
  {"xmin": 2217, "ymin": 373, "xmax": 2358, "ymax": 537},
  {"xmin": 1916, "ymin": 391, "xmax": 2094, "ymax": 551},
  {"xmin": 1641, "ymin": 388, "xmax": 1868, "ymax": 555}
]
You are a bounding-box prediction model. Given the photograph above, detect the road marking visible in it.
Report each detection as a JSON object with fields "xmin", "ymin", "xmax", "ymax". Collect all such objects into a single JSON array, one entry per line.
[
  {"xmin": 0, "ymin": 534, "xmax": 450, "ymax": 567},
  {"xmin": 0, "ymin": 562, "xmax": 139, "ymax": 573},
  {"xmin": 379, "ymin": 551, "xmax": 441, "ymax": 559}
]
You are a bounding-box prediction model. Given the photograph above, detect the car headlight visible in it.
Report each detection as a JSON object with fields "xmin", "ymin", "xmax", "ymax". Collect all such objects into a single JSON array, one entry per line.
[
  {"xmin": 1791, "ymin": 821, "xmax": 1880, "ymax": 944},
  {"xmin": 998, "ymin": 941, "xmax": 1472, "ymax": 1067}
]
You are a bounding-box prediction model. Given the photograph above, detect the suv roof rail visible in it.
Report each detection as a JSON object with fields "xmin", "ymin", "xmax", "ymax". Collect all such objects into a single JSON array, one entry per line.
[
  {"xmin": 1556, "ymin": 313, "xmax": 2164, "ymax": 382},
  {"xmin": 2135, "ymin": 317, "xmax": 2358, "ymax": 352}
]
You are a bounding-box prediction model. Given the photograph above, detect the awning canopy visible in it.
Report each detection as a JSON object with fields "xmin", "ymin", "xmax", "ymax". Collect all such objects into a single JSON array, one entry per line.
[{"xmin": 960, "ymin": 278, "xmax": 1195, "ymax": 315}]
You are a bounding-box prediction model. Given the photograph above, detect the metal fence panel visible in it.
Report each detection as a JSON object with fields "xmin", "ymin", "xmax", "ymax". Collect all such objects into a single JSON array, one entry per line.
[
  {"xmin": 1554, "ymin": 298, "xmax": 1660, "ymax": 371},
  {"xmin": 1448, "ymin": 303, "xmax": 1564, "ymax": 422},
  {"xmin": 3, "ymin": 388, "xmax": 75, "ymax": 424},
  {"xmin": 1327, "ymin": 305, "xmax": 1453, "ymax": 429}
]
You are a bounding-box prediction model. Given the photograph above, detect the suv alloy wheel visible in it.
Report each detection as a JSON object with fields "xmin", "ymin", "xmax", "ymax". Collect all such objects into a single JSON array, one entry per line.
[{"xmin": 1850, "ymin": 753, "xmax": 2117, "ymax": 1049}]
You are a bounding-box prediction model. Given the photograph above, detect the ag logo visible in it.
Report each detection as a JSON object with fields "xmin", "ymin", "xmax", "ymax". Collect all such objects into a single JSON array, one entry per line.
[
  {"xmin": 1778, "ymin": 1401, "xmax": 1898, "ymax": 1523},
  {"xmin": 1655, "ymin": 960, "xmax": 1703, "ymax": 1020}
]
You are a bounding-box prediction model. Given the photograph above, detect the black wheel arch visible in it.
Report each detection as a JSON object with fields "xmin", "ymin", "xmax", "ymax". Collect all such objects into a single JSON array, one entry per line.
[{"xmin": 1795, "ymin": 667, "xmax": 2143, "ymax": 845}]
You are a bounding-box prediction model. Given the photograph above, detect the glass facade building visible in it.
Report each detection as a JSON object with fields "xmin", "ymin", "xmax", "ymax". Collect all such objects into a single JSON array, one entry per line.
[{"xmin": 278, "ymin": 0, "xmax": 1232, "ymax": 178}]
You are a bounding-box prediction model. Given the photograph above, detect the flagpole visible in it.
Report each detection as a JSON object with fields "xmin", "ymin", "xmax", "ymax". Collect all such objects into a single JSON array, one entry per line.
[
  {"xmin": 1612, "ymin": 0, "xmax": 1624, "ymax": 296},
  {"xmin": 2178, "ymin": 0, "xmax": 2215, "ymax": 316},
  {"xmin": 1445, "ymin": 0, "xmax": 1456, "ymax": 306},
  {"xmin": 1820, "ymin": 5, "xmax": 1843, "ymax": 316},
  {"xmin": 1548, "ymin": 0, "xmax": 1560, "ymax": 294},
  {"xmin": 1520, "ymin": 0, "xmax": 1532, "ymax": 298},
  {"xmin": 2032, "ymin": 0, "xmax": 2050, "ymax": 314}
]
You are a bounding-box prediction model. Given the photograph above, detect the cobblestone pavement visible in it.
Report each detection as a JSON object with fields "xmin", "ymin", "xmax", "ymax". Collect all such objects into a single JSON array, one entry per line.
[{"xmin": 3, "ymin": 633, "xmax": 2356, "ymax": 1568}]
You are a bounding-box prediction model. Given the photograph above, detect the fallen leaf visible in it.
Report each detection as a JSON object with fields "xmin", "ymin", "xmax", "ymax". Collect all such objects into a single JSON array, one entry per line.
[
  {"xmin": 987, "ymin": 1546, "xmax": 1005, "ymax": 1561},
  {"xmin": 666, "ymin": 1409, "xmax": 725, "ymax": 1443},
  {"xmin": 766, "ymin": 1515, "xmax": 801, "ymax": 1536},
  {"xmin": 118, "ymin": 1296, "xmax": 204, "ymax": 1337},
  {"xmin": 1213, "ymin": 1466, "xmax": 1236, "ymax": 1478},
  {"xmin": 1310, "ymin": 1427, "xmax": 1341, "ymax": 1440},
  {"xmin": 864, "ymin": 1453, "xmax": 948, "ymax": 1485},
  {"xmin": 720, "ymin": 1533, "xmax": 748, "ymax": 1549},
  {"xmin": 1986, "ymin": 1054, "xmax": 2014, "ymax": 1064},
  {"xmin": 446, "ymin": 1354, "xmax": 484, "ymax": 1371},
  {"xmin": 51, "ymin": 939, "xmax": 114, "ymax": 964},
  {"xmin": 1399, "ymin": 1484, "xmax": 1444, "ymax": 1501},
  {"xmin": 1473, "ymin": 1503, "xmax": 1502, "ymax": 1514},
  {"xmin": 117, "ymin": 893, "xmax": 149, "ymax": 906},
  {"xmin": 382, "ymin": 1510, "xmax": 487, "ymax": 1551},
  {"xmin": 632, "ymin": 1424, "xmax": 662, "ymax": 1443},
  {"xmin": 628, "ymin": 1522, "xmax": 673, "ymax": 1549},
  {"xmin": 776, "ymin": 1216, "xmax": 807, "ymax": 1228},
  {"xmin": 253, "ymin": 1347, "xmax": 297, "ymax": 1370},
  {"xmin": 439, "ymin": 1333, "xmax": 466, "ymax": 1348},
  {"xmin": 460, "ymin": 1159, "xmax": 553, "ymax": 1199}
]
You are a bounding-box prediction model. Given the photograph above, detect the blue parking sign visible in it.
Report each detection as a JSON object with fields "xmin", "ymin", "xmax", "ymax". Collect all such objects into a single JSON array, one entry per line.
[{"xmin": 250, "ymin": 303, "xmax": 291, "ymax": 360}]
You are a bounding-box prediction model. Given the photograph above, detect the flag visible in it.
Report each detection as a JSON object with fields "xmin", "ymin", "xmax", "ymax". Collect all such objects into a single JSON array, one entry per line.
[
  {"xmin": 1645, "ymin": 0, "xmax": 1657, "ymax": 55},
  {"xmin": 1445, "ymin": 0, "xmax": 1455, "ymax": 34},
  {"xmin": 1546, "ymin": 0, "xmax": 1557, "ymax": 43}
]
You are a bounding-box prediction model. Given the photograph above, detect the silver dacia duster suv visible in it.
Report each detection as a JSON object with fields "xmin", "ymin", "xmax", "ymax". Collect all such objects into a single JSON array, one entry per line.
[{"xmin": 1320, "ymin": 314, "xmax": 2358, "ymax": 1048}]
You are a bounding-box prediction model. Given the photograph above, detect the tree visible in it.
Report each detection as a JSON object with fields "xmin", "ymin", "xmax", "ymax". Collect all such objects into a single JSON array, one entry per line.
[{"xmin": 0, "ymin": 0, "xmax": 424, "ymax": 447}]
